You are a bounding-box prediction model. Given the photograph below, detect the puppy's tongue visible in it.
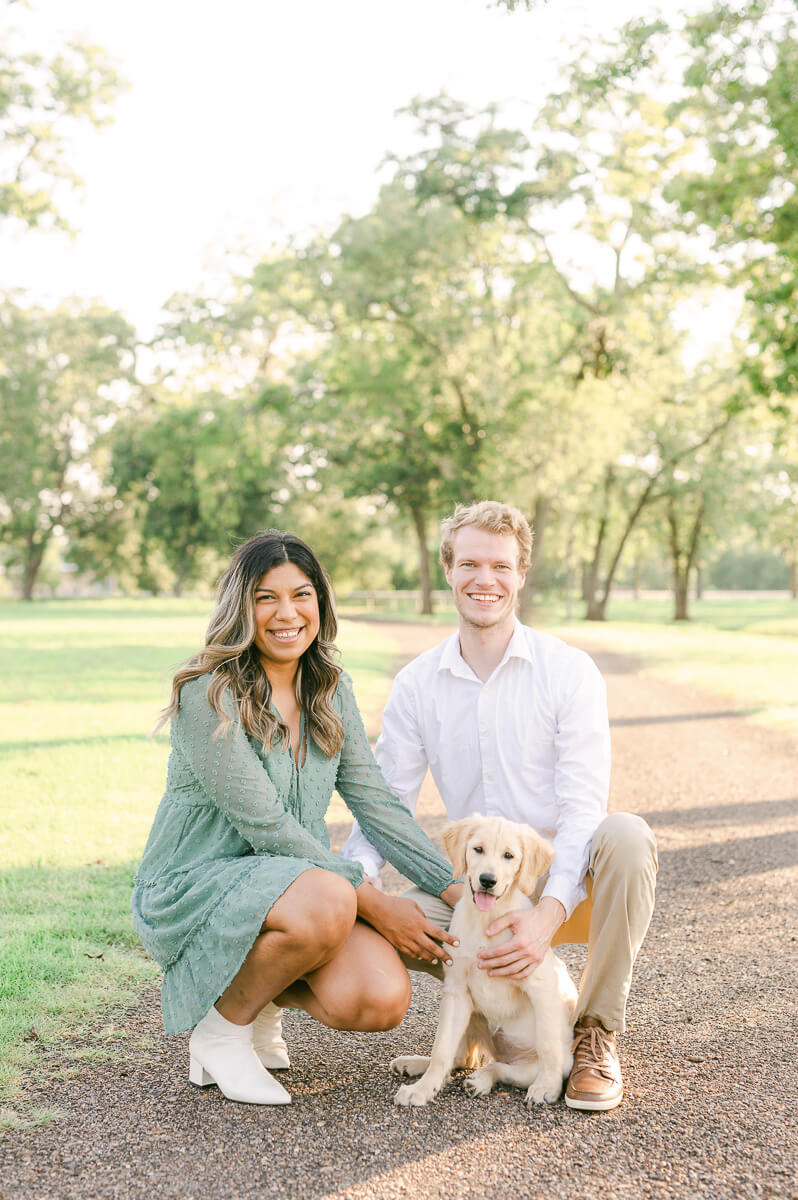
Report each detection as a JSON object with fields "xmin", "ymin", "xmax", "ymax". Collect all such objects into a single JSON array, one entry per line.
[{"xmin": 474, "ymin": 891, "xmax": 496, "ymax": 911}]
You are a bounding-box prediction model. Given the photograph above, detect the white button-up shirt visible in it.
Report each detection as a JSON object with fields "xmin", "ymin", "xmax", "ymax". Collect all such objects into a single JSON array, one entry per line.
[{"xmin": 342, "ymin": 619, "xmax": 610, "ymax": 919}]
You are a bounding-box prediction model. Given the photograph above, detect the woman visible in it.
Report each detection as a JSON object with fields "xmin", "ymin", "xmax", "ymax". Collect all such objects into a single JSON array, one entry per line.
[{"xmin": 132, "ymin": 530, "xmax": 461, "ymax": 1105}]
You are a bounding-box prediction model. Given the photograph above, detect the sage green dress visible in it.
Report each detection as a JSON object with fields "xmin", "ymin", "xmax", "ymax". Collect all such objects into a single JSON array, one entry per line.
[{"xmin": 131, "ymin": 670, "xmax": 454, "ymax": 1034}]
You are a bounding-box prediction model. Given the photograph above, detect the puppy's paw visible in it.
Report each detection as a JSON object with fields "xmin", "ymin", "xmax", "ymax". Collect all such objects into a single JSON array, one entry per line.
[
  {"xmin": 394, "ymin": 1081, "xmax": 436, "ymax": 1107},
  {"xmin": 463, "ymin": 1067, "xmax": 495, "ymax": 1098},
  {"xmin": 525, "ymin": 1076, "xmax": 563, "ymax": 1106},
  {"xmin": 390, "ymin": 1055, "xmax": 430, "ymax": 1078}
]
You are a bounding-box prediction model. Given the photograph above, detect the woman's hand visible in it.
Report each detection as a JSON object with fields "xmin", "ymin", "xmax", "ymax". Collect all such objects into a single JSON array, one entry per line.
[{"xmin": 356, "ymin": 885, "xmax": 458, "ymax": 966}]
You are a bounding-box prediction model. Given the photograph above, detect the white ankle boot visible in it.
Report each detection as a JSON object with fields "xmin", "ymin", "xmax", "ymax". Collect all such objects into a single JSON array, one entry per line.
[
  {"xmin": 188, "ymin": 1006, "xmax": 290, "ymax": 1105},
  {"xmin": 252, "ymin": 1002, "xmax": 290, "ymax": 1070}
]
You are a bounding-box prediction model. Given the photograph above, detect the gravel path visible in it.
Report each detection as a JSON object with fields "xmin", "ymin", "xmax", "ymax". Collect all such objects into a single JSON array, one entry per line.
[{"xmin": 3, "ymin": 624, "xmax": 796, "ymax": 1200}]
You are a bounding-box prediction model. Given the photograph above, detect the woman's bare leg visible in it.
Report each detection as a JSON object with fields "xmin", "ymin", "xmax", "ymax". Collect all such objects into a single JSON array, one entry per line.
[
  {"xmin": 216, "ymin": 869, "xmax": 356, "ymax": 1024},
  {"xmin": 276, "ymin": 920, "xmax": 412, "ymax": 1032}
]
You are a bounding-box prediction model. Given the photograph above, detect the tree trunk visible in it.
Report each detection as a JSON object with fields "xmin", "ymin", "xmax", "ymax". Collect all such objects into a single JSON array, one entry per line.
[
  {"xmin": 585, "ymin": 418, "xmax": 733, "ymax": 622},
  {"xmin": 585, "ymin": 590, "xmax": 608, "ymax": 621},
  {"xmin": 694, "ymin": 564, "xmax": 703, "ymax": 600},
  {"xmin": 21, "ymin": 534, "xmax": 47, "ymax": 601},
  {"xmin": 789, "ymin": 549, "xmax": 797, "ymax": 600},
  {"xmin": 171, "ymin": 536, "xmax": 197, "ymax": 597},
  {"xmin": 592, "ymin": 475, "xmax": 660, "ymax": 621},
  {"xmin": 520, "ymin": 495, "xmax": 550, "ymax": 620},
  {"xmin": 583, "ymin": 467, "xmax": 614, "ymax": 619},
  {"xmin": 673, "ymin": 572, "xmax": 690, "ymax": 620},
  {"xmin": 173, "ymin": 558, "xmax": 187, "ymax": 597},
  {"xmin": 667, "ymin": 495, "xmax": 704, "ymax": 622},
  {"xmin": 564, "ymin": 531, "xmax": 575, "ymax": 621},
  {"xmin": 410, "ymin": 505, "xmax": 433, "ymax": 615},
  {"xmin": 580, "ymin": 561, "xmax": 590, "ymax": 603},
  {"xmin": 584, "ymin": 532, "xmax": 606, "ymax": 617}
]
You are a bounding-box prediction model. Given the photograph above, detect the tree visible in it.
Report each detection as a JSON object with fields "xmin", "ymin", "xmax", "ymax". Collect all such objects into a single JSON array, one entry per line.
[
  {"xmin": 654, "ymin": 392, "xmax": 747, "ymax": 621},
  {"xmin": 98, "ymin": 387, "xmax": 296, "ymax": 594},
  {"xmin": 388, "ymin": 79, "xmax": 735, "ymax": 617},
  {"xmin": 1, "ymin": 0, "xmax": 122, "ymax": 231},
  {"xmin": 749, "ymin": 419, "xmax": 798, "ymax": 599},
  {"xmin": 669, "ymin": 0, "xmax": 798, "ymax": 403},
  {"xmin": 252, "ymin": 182, "xmax": 544, "ymax": 612},
  {"xmin": 0, "ymin": 299, "xmax": 136, "ymax": 598}
]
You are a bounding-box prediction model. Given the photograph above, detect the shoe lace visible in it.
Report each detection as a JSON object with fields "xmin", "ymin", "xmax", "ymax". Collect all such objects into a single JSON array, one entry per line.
[{"xmin": 572, "ymin": 1024, "xmax": 615, "ymax": 1070}]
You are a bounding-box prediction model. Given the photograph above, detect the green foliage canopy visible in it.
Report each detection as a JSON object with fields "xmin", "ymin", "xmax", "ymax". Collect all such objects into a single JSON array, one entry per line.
[
  {"xmin": 0, "ymin": 300, "xmax": 136, "ymax": 598},
  {"xmin": 1, "ymin": 0, "xmax": 123, "ymax": 230}
]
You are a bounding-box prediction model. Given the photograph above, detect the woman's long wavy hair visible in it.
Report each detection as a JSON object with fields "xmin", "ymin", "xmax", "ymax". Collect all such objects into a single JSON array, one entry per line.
[{"xmin": 155, "ymin": 531, "xmax": 344, "ymax": 757}]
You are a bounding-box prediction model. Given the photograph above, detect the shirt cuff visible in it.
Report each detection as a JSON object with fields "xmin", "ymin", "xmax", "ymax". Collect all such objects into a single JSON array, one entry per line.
[
  {"xmin": 348, "ymin": 849, "xmax": 384, "ymax": 879},
  {"xmin": 541, "ymin": 872, "xmax": 586, "ymax": 922}
]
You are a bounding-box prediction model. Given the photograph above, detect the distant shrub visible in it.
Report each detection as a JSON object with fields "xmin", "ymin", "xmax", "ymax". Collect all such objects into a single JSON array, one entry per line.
[{"xmin": 708, "ymin": 550, "xmax": 790, "ymax": 590}]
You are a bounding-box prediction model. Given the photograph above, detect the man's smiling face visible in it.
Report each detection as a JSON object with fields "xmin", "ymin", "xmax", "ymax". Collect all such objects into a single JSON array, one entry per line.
[{"xmin": 444, "ymin": 525, "xmax": 526, "ymax": 633}]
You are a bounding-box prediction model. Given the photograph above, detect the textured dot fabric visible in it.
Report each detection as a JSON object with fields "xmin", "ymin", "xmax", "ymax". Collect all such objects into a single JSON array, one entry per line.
[{"xmin": 131, "ymin": 671, "xmax": 454, "ymax": 1034}]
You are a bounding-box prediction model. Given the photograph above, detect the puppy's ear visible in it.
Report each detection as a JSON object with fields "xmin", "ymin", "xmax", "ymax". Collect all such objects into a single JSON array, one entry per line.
[
  {"xmin": 442, "ymin": 817, "xmax": 480, "ymax": 879},
  {"xmin": 518, "ymin": 826, "xmax": 554, "ymax": 895}
]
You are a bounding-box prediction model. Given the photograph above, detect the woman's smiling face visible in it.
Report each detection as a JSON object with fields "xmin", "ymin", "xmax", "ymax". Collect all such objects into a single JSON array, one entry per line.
[{"xmin": 253, "ymin": 562, "xmax": 321, "ymax": 672}]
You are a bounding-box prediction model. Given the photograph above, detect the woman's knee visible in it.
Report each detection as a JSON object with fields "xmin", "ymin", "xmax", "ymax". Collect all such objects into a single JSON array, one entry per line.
[
  {"xmin": 269, "ymin": 869, "xmax": 357, "ymax": 952},
  {"xmin": 368, "ymin": 970, "xmax": 412, "ymax": 1030},
  {"xmin": 327, "ymin": 970, "xmax": 412, "ymax": 1032}
]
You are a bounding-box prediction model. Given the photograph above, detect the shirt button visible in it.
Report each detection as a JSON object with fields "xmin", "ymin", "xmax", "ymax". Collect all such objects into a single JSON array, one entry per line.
[{"xmin": 480, "ymin": 729, "xmax": 488, "ymax": 738}]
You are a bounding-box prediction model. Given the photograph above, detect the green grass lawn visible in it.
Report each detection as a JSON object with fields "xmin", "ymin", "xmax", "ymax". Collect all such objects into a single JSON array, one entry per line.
[
  {"xmin": 1, "ymin": 593, "xmax": 795, "ymax": 1128},
  {"xmin": 0, "ymin": 598, "xmax": 410, "ymax": 1129},
  {"xmin": 541, "ymin": 595, "xmax": 798, "ymax": 731}
]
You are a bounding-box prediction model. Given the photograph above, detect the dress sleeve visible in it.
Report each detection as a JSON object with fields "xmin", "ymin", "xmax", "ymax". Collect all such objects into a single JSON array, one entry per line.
[
  {"xmin": 341, "ymin": 666, "xmax": 430, "ymax": 874},
  {"xmin": 172, "ymin": 676, "xmax": 363, "ymax": 887},
  {"xmin": 335, "ymin": 673, "xmax": 454, "ymax": 897}
]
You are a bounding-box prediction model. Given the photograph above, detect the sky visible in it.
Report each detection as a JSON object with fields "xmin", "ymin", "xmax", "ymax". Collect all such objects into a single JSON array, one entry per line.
[{"xmin": 4, "ymin": 0, "xmax": 727, "ymax": 339}]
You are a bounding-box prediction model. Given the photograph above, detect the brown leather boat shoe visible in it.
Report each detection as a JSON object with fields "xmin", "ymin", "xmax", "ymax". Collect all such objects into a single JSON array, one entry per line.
[{"xmin": 565, "ymin": 1017, "xmax": 623, "ymax": 1111}]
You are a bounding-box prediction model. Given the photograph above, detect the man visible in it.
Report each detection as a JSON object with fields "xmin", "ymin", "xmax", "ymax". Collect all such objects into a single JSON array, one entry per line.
[{"xmin": 344, "ymin": 500, "xmax": 657, "ymax": 1112}]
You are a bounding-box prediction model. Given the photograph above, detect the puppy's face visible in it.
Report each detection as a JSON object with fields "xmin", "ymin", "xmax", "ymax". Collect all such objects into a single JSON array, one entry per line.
[{"xmin": 443, "ymin": 816, "xmax": 554, "ymax": 913}]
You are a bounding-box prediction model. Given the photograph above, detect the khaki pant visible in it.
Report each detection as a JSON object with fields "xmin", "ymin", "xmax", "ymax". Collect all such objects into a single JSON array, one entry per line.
[{"xmin": 401, "ymin": 812, "xmax": 657, "ymax": 1033}]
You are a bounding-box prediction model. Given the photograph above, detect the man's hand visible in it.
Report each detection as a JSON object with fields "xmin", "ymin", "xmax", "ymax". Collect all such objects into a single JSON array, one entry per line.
[
  {"xmin": 356, "ymin": 885, "xmax": 458, "ymax": 965},
  {"xmin": 477, "ymin": 896, "xmax": 566, "ymax": 979}
]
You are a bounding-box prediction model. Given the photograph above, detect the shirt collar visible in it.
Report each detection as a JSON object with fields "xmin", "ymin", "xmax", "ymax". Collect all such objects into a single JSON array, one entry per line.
[
  {"xmin": 438, "ymin": 618, "xmax": 534, "ymax": 681},
  {"xmin": 503, "ymin": 618, "xmax": 534, "ymax": 667},
  {"xmin": 438, "ymin": 630, "xmax": 473, "ymax": 680}
]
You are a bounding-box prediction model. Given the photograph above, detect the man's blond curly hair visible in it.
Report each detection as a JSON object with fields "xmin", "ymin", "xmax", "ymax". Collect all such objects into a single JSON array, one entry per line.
[{"xmin": 439, "ymin": 500, "xmax": 533, "ymax": 574}]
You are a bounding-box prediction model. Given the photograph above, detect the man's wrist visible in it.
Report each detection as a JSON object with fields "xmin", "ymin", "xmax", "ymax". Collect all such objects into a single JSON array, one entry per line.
[{"xmin": 535, "ymin": 895, "xmax": 566, "ymax": 938}]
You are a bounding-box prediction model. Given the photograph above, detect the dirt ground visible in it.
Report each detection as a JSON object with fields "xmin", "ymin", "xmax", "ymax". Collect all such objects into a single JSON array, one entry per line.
[{"xmin": 2, "ymin": 621, "xmax": 796, "ymax": 1200}]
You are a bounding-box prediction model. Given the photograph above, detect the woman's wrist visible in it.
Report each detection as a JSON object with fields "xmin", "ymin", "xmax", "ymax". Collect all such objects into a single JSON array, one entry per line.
[
  {"xmin": 440, "ymin": 881, "xmax": 464, "ymax": 907},
  {"xmin": 355, "ymin": 879, "xmax": 387, "ymax": 922}
]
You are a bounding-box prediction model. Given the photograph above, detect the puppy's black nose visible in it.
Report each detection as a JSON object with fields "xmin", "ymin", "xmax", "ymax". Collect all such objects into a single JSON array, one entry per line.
[{"xmin": 478, "ymin": 872, "xmax": 496, "ymax": 891}]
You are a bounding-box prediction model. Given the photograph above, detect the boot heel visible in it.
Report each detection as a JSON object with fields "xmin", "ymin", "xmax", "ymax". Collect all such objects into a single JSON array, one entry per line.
[
  {"xmin": 188, "ymin": 1008, "xmax": 291, "ymax": 1104},
  {"xmin": 189, "ymin": 1056, "xmax": 213, "ymax": 1087}
]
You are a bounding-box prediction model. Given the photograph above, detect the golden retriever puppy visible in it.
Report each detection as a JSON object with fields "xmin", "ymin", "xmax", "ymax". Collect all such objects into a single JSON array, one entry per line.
[{"xmin": 393, "ymin": 815, "xmax": 577, "ymax": 1108}]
